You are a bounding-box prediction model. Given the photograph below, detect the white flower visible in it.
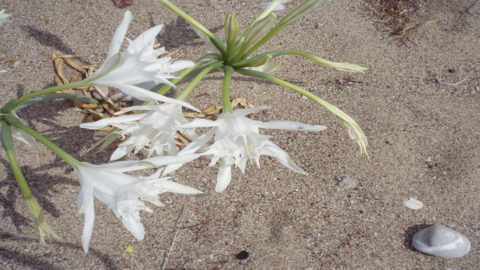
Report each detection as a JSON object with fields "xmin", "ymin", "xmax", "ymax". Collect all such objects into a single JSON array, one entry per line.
[
  {"xmin": 164, "ymin": 106, "xmax": 326, "ymax": 192},
  {"xmin": 87, "ymin": 11, "xmax": 198, "ymax": 111},
  {"xmin": 0, "ymin": 10, "xmax": 12, "ymax": 27},
  {"xmin": 74, "ymin": 155, "xmax": 201, "ymax": 252},
  {"xmin": 80, "ymin": 104, "xmax": 198, "ymax": 161}
]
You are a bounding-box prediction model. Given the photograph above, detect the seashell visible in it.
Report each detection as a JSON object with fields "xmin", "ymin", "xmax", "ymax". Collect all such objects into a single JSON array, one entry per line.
[
  {"xmin": 412, "ymin": 225, "xmax": 471, "ymax": 258},
  {"xmin": 403, "ymin": 198, "xmax": 423, "ymax": 210}
]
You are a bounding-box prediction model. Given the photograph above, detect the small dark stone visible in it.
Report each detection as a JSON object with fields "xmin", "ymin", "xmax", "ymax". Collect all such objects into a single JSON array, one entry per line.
[
  {"xmin": 112, "ymin": 0, "xmax": 134, "ymax": 9},
  {"xmin": 448, "ymin": 69, "xmax": 455, "ymax": 73},
  {"xmin": 236, "ymin": 251, "xmax": 249, "ymax": 260}
]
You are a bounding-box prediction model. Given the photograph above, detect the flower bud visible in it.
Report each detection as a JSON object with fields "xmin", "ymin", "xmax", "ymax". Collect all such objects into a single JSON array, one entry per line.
[
  {"xmin": 277, "ymin": 0, "xmax": 327, "ymax": 29},
  {"xmin": 225, "ymin": 12, "xmax": 239, "ymax": 51}
]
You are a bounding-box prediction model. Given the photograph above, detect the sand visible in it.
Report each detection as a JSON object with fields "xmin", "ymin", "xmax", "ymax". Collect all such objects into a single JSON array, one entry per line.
[{"xmin": 1, "ymin": 0, "xmax": 480, "ymax": 269}]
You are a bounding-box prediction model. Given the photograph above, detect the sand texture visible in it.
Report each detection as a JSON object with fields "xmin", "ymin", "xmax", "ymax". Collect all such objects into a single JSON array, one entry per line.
[{"xmin": 1, "ymin": 0, "xmax": 480, "ymax": 269}]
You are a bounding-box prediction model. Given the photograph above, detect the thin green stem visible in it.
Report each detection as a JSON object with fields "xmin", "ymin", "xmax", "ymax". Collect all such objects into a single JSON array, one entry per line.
[
  {"xmin": 2, "ymin": 81, "xmax": 88, "ymax": 113},
  {"xmin": 221, "ymin": 66, "xmax": 234, "ymax": 113},
  {"xmin": 176, "ymin": 62, "xmax": 224, "ymax": 101},
  {"xmin": 236, "ymin": 68, "xmax": 368, "ymax": 155},
  {"xmin": 157, "ymin": 0, "xmax": 226, "ymax": 54},
  {"xmin": 1, "ymin": 122, "xmax": 58, "ymax": 243},
  {"xmin": 4, "ymin": 115, "xmax": 80, "ymax": 167},
  {"xmin": 156, "ymin": 55, "xmax": 220, "ymax": 96}
]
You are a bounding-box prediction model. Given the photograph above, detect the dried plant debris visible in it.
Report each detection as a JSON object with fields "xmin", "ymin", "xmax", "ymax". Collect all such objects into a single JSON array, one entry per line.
[
  {"xmin": 363, "ymin": 0, "xmax": 421, "ymax": 46},
  {"xmin": 51, "ymin": 51, "xmax": 132, "ymax": 119},
  {"xmin": 1, "ymin": 58, "xmax": 21, "ymax": 67}
]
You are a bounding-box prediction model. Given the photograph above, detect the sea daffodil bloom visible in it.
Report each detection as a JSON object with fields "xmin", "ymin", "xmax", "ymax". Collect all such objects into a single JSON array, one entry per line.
[
  {"xmin": 80, "ymin": 104, "xmax": 198, "ymax": 161},
  {"xmin": 75, "ymin": 155, "xmax": 201, "ymax": 252},
  {"xmin": 87, "ymin": 11, "xmax": 198, "ymax": 111},
  {"xmin": 0, "ymin": 10, "xmax": 12, "ymax": 26},
  {"xmin": 164, "ymin": 106, "xmax": 326, "ymax": 192}
]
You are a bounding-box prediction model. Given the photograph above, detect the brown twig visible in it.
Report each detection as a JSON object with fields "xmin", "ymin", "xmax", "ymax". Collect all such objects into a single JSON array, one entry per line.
[
  {"xmin": 195, "ymin": 220, "xmax": 212, "ymax": 242},
  {"xmin": 161, "ymin": 203, "xmax": 186, "ymax": 270}
]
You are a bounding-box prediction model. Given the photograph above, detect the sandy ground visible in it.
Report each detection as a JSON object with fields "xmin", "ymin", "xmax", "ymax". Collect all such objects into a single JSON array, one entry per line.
[{"xmin": 1, "ymin": 0, "xmax": 480, "ymax": 269}]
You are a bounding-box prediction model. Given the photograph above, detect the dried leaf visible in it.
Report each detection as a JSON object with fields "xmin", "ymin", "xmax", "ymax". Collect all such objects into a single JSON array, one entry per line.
[
  {"xmin": 175, "ymin": 132, "xmax": 190, "ymax": 145},
  {"xmin": 103, "ymin": 103, "xmax": 116, "ymax": 115},
  {"xmin": 63, "ymin": 57, "xmax": 86, "ymax": 73},
  {"xmin": 425, "ymin": 19, "xmax": 440, "ymax": 24},
  {"xmin": 81, "ymin": 103, "xmax": 102, "ymax": 110},
  {"xmin": 70, "ymin": 73, "xmax": 84, "ymax": 84},
  {"xmin": 54, "ymin": 75, "xmax": 63, "ymax": 86},
  {"xmin": 202, "ymin": 105, "xmax": 222, "ymax": 115}
]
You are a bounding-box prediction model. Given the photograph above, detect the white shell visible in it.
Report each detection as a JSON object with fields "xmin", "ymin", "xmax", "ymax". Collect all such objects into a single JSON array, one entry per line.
[
  {"xmin": 403, "ymin": 198, "xmax": 423, "ymax": 210},
  {"xmin": 413, "ymin": 225, "xmax": 471, "ymax": 258}
]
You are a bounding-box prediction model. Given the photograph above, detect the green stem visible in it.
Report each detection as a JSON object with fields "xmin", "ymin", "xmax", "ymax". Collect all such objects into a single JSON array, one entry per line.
[
  {"xmin": 236, "ymin": 68, "xmax": 368, "ymax": 155},
  {"xmin": 176, "ymin": 62, "xmax": 224, "ymax": 101},
  {"xmin": 1, "ymin": 122, "xmax": 58, "ymax": 243},
  {"xmin": 157, "ymin": 0, "xmax": 226, "ymax": 54},
  {"xmin": 4, "ymin": 115, "xmax": 80, "ymax": 167},
  {"xmin": 2, "ymin": 80, "xmax": 88, "ymax": 113},
  {"xmin": 221, "ymin": 66, "xmax": 234, "ymax": 113},
  {"xmin": 156, "ymin": 54, "xmax": 221, "ymax": 96}
]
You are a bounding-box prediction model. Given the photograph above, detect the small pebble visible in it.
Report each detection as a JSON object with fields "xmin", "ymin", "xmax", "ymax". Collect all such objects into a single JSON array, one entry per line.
[
  {"xmin": 403, "ymin": 198, "xmax": 423, "ymax": 210},
  {"xmin": 236, "ymin": 250, "xmax": 249, "ymax": 260},
  {"xmin": 125, "ymin": 246, "xmax": 133, "ymax": 253},
  {"xmin": 413, "ymin": 225, "xmax": 471, "ymax": 258}
]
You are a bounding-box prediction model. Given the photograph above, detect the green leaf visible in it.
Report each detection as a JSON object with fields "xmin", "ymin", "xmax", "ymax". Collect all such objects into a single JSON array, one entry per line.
[{"xmin": 13, "ymin": 93, "xmax": 100, "ymax": 112}]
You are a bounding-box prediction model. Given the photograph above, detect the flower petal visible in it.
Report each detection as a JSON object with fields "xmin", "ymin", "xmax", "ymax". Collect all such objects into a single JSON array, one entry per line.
[
  {"xmin": 163, "ymin": 128, "xmax": 216, "ymax": 175},
  {"xmin": 10, "ymin": 126, "xmax": 43, "ymax": 153},
  {"xmin": 215, "ymin": 161, "xmax": 232, "ymax": 192},
  {"xmin": 264, "ymin": 144, "xmax": 305, "ymax": 174},
  {"xmin": 230, "ymin": 106, "xmax": 270, "ymax": 118},
  {"xmin": 109, "ymin": 84, "xmax": 200, "ymax": 112},
  {"xmin": 156, "ymin": 180, "xmax": 202, "ymax": 194},
  {"xmin": 80, "ymin": 114, "xmax": 145, "ymax": 129},
  {"xmin": 252, "ymin": 120, "xmax": 326, "ymax": 131},
  {"xmin": 81, "ymin": 196, "xmax": 95, "ymax": 253},
  {"xmin": 174, "ymin": 118, "xmax": 221, "ymax": 130},
  {"xmin": 103, "ymin": 154, "xmax": 202, "ymax": 173},
  {"xmin": 108, "ymin": 11, "xmax": 132, "ymax": 59}
]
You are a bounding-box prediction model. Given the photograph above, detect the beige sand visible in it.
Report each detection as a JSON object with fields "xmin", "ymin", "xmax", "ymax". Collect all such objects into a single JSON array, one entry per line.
[{"xmin": 1, "ymin": 0, "xmax": 479, "ymax": 269}]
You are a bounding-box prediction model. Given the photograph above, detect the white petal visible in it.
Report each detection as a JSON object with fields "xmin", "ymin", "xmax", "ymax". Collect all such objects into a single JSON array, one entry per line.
[
  {"xmin": 163, "ymin": 128, "xmax": 216, "ymax": 175},
  {"xmin": 156, "ymin": 180, "xmax": 202, "ymax": 194},
  {"xmin": 246, "ymin": 62, "xmax": 284, "ymax": 74},
  {"xmin": 80, "ymin": 114, "xmax": 145, "ymax": 129},
  {"xmin": 81, "ymin": 197, "xmax": 95, "ymax": 253},
  {"xmin": 120, "ymin": 213, "xmax": 145, "ymax": 240},
  {"xmin": 168, "ymin": 60, "xmax": 196, "ymax": 72},
  {"xmin": 132, "ymin": 24, "xmax": 163, "ymax": 48},
  {"xmin": 110, "ymin": 84, "xmax": 200, "ymax": 112},
  {"xmin": 105, "ymin": 154, "xmax": 201, "ymax": 173},
  {"xmin": 10, "ymin": 126, "xmax": 43, "ymax": 153},
  {"xmin": 110, "ymin": 145, "xmax": 129, "ymax": 161},
  {"xmin": 231, "ymin": 106, "xmax": 270, "ymax": 118},
  {"xmin": 253, "ymin": 120, "xmax": 326, "ymax": 131},
  {"xmin": 265, "ymin": 144, "xmax": 305, "ymax": 174},
  {"xmin": 174, "ymin": 119, "xmax": 221, "ymax": 129},
  {"xmin": 108, "ymin": 11, "xmax": 132, "ymax": 59},
  {"xmin": 215, "ymin": 162, "xmax": 232, "ymax": 192}
]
